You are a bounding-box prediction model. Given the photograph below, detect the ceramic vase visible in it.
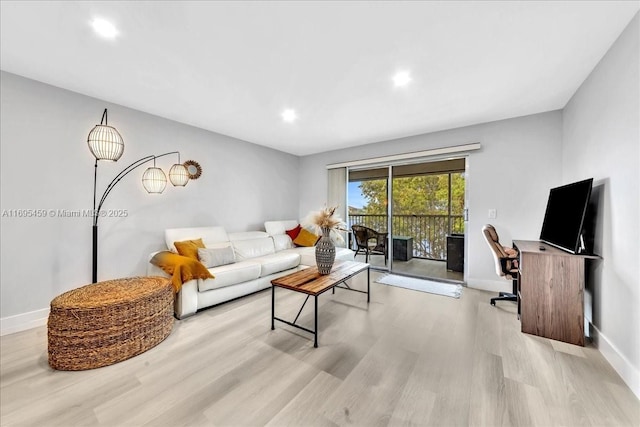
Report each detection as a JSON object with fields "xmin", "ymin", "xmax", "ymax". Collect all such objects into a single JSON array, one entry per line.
[{"xmin": 315, "ymin": 227, "xmax": 336, "ymax": 275}]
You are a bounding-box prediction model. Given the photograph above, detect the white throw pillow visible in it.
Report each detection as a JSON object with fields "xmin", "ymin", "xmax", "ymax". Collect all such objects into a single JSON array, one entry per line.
[
  {"xmin": 198, "ymin": 246, "xmax": 236, "ymax": 268},
  {"xmin": 272, "ymin": 234, "xmax": 294, "ymax": 251}
]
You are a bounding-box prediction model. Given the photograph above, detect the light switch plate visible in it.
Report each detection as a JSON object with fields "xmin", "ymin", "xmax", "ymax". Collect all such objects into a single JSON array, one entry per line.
[{"xmin": 488, "ymin": 209, "xmax": 497, "ymax": 219}]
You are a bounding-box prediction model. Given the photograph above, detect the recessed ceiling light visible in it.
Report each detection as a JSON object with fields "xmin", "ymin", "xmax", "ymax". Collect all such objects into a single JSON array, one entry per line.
[
  {"xmin": 91, "ymin": 18, "xmax": 118, "ymax": 39},
  {"xmin": 282, "ymin": 109, "xmax": 297, "ymax": 123},
  {"xmin": 393, "ymin": 71, "xmax": 412, "ymax": 87}
]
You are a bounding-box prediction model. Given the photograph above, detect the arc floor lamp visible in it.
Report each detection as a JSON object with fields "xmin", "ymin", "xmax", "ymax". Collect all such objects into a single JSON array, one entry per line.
[{"xmin": 87, "ymin": 109, "xmax": 193, "ymax": 283}]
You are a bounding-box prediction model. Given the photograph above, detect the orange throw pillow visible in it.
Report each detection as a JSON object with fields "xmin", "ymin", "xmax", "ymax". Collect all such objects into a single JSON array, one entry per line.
[
  {"xmin": 293, "ymin": 228, "xmax": 319, "ymax": 247},
  {"xmin": 174, "ymin": 238, "xmax": 205, "ymax": 260}
]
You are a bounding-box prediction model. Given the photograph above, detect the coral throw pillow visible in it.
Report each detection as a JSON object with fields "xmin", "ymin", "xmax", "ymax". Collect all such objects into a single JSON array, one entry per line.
[
  {"xmin": 174, "ymin": 238, "xmax": 205, "ymax": 260},
  {"xmin": 285, "ymin": 224, "xmax": 302, "ymax": 240},
  {"xmin": 293, "ymin": 228, "xmax": 319, "ymax": 247}
]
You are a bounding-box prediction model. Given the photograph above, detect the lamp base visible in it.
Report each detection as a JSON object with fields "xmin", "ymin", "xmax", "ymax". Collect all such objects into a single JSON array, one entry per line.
[{"xmin": 92, "ymin": 225, "xmax": 98, "ymax": 283}]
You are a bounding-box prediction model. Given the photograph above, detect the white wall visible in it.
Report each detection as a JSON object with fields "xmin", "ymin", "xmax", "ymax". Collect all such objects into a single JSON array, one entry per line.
[
  {"xmin": 562, "ymin": 13, "xmax": 639, "ymax": 397},
  {"xmin": 299, "ymin": 111, "xmax": 563, "ymax": 291},
  {"xmin": 0, "ymin": 72, "xmax": 299, "ymax": 331}
]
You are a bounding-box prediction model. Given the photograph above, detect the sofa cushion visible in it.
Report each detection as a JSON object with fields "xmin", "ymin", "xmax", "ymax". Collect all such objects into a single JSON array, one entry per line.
[
  {"xmin": 198, "ymin": 246, "xmax": 235, "ymax": 268},
  {"xmin": 232, "ymin": 237, "xmax": 275, "ymax": 261},
  {"xmin": 252, "ymin": 252, "xmax": 301, "ymax": 276},
  {"xmin": 228, "ymin": 231, "xmax": 270, "ymax": 241},
  {"xmin": 272, "ymin": 234, "xmax": 294, "ymax": 251},
  {"xmin": 198, "ymin": 260, "xmax": 261, "ymax": 292},
  {"xmin": 264, "ymin": 220, "xmax": 298, "ymax": 236},
  {"xmin": 165, "ymin": 227, "xmax": 229, "ymax": 252}
]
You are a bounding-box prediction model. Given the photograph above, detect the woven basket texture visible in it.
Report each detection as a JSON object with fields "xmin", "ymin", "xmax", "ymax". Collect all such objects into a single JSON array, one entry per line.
[{"xmin": 48, "ymin": 276, "xmax": 174, "ymax": 371}]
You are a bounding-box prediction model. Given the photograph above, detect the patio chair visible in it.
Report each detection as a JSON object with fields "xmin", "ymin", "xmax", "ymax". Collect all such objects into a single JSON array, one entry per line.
[{"xmin": 351, "ymin": 225, "xmax": 388, "ymax": 264}]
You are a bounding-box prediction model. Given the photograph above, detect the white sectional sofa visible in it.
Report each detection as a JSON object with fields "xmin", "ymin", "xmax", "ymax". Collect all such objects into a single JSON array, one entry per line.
[{"xmin": 147, "ymin": 221, "xmax": 354, "ymax": 319}]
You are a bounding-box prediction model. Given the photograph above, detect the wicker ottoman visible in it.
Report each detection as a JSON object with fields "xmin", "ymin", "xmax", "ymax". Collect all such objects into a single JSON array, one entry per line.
[{"xmin": 48, "ymin": 276, "xmax": 174, "ymax": 370}]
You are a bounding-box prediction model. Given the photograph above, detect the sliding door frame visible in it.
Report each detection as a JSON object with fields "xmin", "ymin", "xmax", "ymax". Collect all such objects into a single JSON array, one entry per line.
[{"xmin": 346, "ymin": 153, "xmax": 470, "ymax": 283}]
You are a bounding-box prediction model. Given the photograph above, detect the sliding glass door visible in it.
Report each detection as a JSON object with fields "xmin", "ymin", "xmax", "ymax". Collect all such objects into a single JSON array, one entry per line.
[
  {"xmin": 348, "ymin": 158, "xmax": 466, "ymax": 282},
  {"xmin": 390, "ymin": 160, "xmax": 465, "ymax": 281}
]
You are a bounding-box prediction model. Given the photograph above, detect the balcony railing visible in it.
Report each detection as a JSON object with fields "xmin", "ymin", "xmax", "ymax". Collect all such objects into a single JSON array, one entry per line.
[{"xmin": 348, "ymin": 214, "xmax": 465, "ymax": 260}]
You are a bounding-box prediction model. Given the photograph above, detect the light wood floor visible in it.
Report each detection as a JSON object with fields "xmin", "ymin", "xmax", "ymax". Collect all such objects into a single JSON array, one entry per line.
[{"xmin": 1, "ymin": 272, "xmax": 638, "ymax": 426}]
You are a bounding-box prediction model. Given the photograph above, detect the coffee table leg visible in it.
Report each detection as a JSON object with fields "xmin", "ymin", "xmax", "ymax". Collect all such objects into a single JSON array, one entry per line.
[
  {"xmin": 367, "ymin": 266, "xmax": 370, "ymax": 303},
  {"xmin": 271, "ymin": 285, "xmax": 275, "ymax": 330},
  {"xmin": 314, "ymin": 295, "xmax": 318, "ymax": 348}
]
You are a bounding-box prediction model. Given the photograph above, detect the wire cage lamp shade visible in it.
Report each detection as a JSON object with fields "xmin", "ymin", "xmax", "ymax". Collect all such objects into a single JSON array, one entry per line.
[
  {"xmin": 142, "ymin": 167, "xmax": 167, "ymax": 193},
  {"xmin": 169, "ymin": 163, "xmax": 189, "ymax": 186},
  {"xmin": 87, "ymin": 109, "xmax": 124, "ymax": 161}
]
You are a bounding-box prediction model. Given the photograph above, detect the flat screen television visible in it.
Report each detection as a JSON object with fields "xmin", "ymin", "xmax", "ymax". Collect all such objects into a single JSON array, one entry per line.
[{"xmin": 539, "ymin": 178, "xmax": 593, "ymax": 254}]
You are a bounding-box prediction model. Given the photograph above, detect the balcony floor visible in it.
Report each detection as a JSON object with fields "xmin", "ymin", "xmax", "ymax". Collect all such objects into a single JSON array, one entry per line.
[{"xmin": 353, "ymin": 253, "xmax": 464, "ymax": 282}]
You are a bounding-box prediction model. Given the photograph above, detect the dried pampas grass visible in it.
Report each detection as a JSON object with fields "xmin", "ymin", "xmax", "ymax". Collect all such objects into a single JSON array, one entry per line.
[{"xmin": 303, "ymin": 206, "xmax": 347, "ymax": 244}]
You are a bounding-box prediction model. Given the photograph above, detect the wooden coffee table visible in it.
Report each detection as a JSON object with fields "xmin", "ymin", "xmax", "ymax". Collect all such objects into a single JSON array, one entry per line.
[{"xmin": 271, "ymin": 260, "xmax": 370, "ymax": 347}]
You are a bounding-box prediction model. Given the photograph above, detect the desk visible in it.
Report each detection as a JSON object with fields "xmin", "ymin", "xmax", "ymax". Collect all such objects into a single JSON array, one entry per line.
[{"xmin": 513, "ymin": 240, "xmax": 598, "ymax": 346}]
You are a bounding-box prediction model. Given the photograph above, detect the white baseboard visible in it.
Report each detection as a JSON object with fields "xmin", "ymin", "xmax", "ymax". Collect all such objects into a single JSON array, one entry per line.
[
  {"xmin": 0, "ymin": 308, "xmax": 49, "ymax": 336},
  {"xmin": 590, "ymin": 323, "xmax": 640, "ymax": 400},
  {"xmin": 466, "ymin": 278, "xmax": 511, "ymax": 293}
]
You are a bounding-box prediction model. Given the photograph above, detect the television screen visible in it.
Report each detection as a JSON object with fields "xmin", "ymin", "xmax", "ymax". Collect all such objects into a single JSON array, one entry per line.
[{"xmin": 540, "ymin": 178, "xmax": 593, "ymax": 254}]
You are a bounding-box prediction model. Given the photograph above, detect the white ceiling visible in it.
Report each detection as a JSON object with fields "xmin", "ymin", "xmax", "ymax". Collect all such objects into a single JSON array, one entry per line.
[{"xmin": 1, "ymin": 1, "xmax": 638, "ymax": 156}]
